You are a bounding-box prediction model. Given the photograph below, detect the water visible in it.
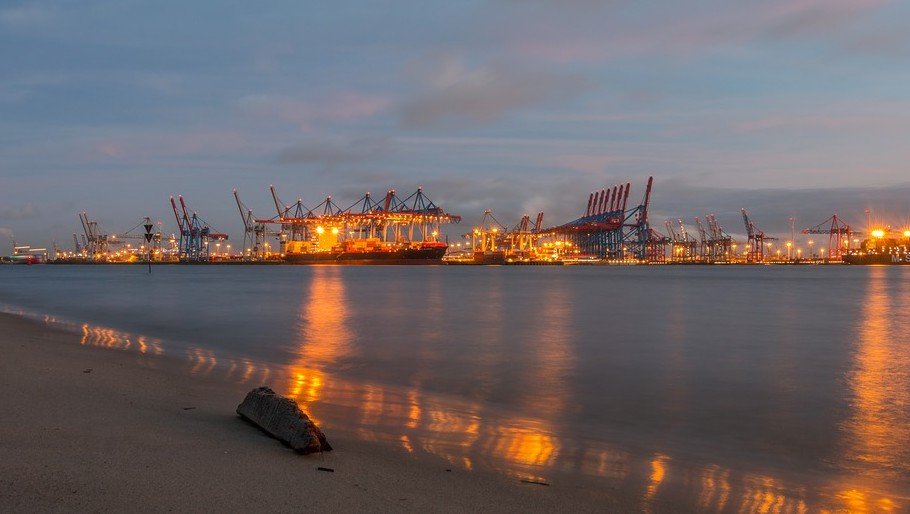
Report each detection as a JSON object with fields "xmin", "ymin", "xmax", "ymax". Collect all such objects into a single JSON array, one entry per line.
[{"xmin": 1, "ymin": 264, "xmax": 908, "ymax": 511}]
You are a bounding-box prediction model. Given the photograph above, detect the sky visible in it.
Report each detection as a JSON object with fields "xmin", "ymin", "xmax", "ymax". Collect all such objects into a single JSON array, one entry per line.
[{"xmin": 2, "ymin": 0, "xmax": 910, "ymax": 250}]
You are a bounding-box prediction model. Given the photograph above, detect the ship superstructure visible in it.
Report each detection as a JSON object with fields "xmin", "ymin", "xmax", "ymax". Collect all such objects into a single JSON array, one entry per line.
[{"xmin": 843, "ymin": 229, "xmax": 910, "ymax": 265}]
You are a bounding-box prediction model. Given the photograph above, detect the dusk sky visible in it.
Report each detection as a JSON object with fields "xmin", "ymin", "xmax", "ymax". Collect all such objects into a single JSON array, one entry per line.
[{"xmin": 2, "ymin": 0, "xmax": 910, "ymax": 249}]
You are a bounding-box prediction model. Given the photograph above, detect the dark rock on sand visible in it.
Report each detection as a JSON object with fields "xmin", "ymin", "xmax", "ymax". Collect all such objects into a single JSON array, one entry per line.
[{"xmin": 236, "ymin": 386, "xmax": 332, "ymax": 454}]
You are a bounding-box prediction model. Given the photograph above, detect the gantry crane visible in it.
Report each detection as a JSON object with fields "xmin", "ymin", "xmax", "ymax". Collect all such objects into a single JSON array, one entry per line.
[
  {"xmin": 741, "ymin": 208, "xmax": 776, "ymax": 262},
  {"xmin": 503, "ymin": 212, "xmax": 546, "ymax": 258},
  {"xmin": 113, "ymin": 217, "xmax": 163, "ymax": 260},
  {"xmin": 801, "ymin": 214, "xmax": 854, "ymax": 260},
  {"xmin": 467, "ymin": 209, "xmax": 507, "ymax": 254},
  {"xmin": 234, "ymin": 189, "xmax": 280, "ymax": 260},
  {"xmin": 548, "ymin": 176, "xmax": 663, "ymax": 261},
  {"xmin": 694, "ymin": 217, "xmax": 709, "ymax": 261},
  {"xmin": 78, "ymin": 212, "xmax": 120, "ymax": 258},
  {"xmin": 665, "ymin": 218, "xmax": 697, "ymax": 262},
  {"xmin": 705, "ymin": 214, "xmax": 734, "ymax": 262},
  {"xmin": 269, "ymin": 184, "xmax": 312, "ymax": 248},
  {"xmin": 170, "ymin": 195, "xmax": 228, "ymax": 262},
  {"xmin": 256, "ymin": 186, "xmax": 460, "ymax": 260}
]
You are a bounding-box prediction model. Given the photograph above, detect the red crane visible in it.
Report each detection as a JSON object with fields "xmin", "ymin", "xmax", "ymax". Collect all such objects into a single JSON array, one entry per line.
[
  {"xmin": 741, "ymin": 208, "xmax": 776, "ymax": 262},
  {"xmin": 801, "ymin": 214, "xmax": 853, "ymax": 260}
]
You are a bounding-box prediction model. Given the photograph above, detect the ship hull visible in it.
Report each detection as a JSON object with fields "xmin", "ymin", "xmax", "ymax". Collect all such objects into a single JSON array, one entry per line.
[
  {"xmin": 284, "ymin": 246, "xmax": 447, "ymax": 265},
  {"xmin": 842, "ymin": 254, "xmax": 909, "ymax": 265}
]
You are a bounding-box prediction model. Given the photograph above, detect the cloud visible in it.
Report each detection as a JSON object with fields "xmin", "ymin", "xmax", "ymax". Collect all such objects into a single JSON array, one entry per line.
[
  {"xmin": 0, "ymin": 3, "xmax": 56, "ymax": 27},
  {"xmin": 238, "ymin": 92, "xmax": 391, "ymax": 131},
  {"xmin": 276, "ymin": 137, "xmax": 393, "ymax": 167},
  {"xmin": 733, "ymin": 114, "xmax": 907, "ymax": 134},
  {"xmin": 758, "ymin": 0, "xmax": 890, "ymax": 39},
  {"xmin": 75, "ymin": 131, "xmax": 251, "ymax": 164},
  {"xmin": 400, "ymin": 55, "xmax": 588, "ymax": 128},
  {"xmin": 0, "ymin": 203, "xmax": 39, "ymax": 221},
  {"xmin": 506, "ymin": 0, "xmax": 896, "ymax": 63},
  {"xmin": 547, "ymin": 154, "xmax": 617, "ymax": 175}
]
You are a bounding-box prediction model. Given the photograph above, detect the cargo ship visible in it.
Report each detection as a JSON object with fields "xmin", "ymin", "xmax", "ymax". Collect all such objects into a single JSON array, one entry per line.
[
  {"xmin": 1, "ymin": 245, "xmax": 47, "ymax": 265},
  {"xmin": 842, "ymin": 230, "xmax": 910, "ymax": 265},
  {"xmin": 283, "ymin": 238, "xmax": 448, "ymax": 264}
]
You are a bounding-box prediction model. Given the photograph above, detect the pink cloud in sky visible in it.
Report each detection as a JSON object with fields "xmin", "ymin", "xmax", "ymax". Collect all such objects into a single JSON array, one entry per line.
[
  {"xmin": 237, "ymin": 91, "xmax": 392, "ymax": 131},
  {"xmin": 79, "ymin": 131, "xmax": 251, "ymax": 164},
  {"xmin": 734, "ymin": 112, "xmax": 910, "ymax": 134},
  {"xmin": 507, "ymin": 0, "xmax": 893, "ymax": 63},
  {"xmin": 400, "ymin": 54, "xmax": 587, "ymax": 127},
  {"xmin": 548, "ymin": 154, "xmax": 617, "ymax": 175}
]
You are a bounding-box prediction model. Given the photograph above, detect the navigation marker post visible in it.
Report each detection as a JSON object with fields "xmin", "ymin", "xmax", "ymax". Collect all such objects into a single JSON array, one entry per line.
[{"xmin": 143, "ymin": 217, "xmax": 154, "ymax": 273}]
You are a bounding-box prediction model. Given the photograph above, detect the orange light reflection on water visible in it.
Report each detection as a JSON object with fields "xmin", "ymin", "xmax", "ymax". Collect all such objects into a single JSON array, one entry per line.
[
  {"xmin": 80, "ymin": 322, "xmax": 164, "ymax": 355},
  {"xmin": 643, "ymin": 453, "xmax": 669, "ymax": 513},
  {"xmin": 839, "ymin": 266, "xmax": 908, "ymax": 510},
  {"xmin": 36, "ymin": 267, "xmax": 909, "ymax": 512}
]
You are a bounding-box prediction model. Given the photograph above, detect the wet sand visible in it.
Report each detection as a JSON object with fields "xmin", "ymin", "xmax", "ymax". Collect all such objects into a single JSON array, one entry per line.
[{"xmin": 0, "ymin": 313, "xmax": 637, "ymax": 512}]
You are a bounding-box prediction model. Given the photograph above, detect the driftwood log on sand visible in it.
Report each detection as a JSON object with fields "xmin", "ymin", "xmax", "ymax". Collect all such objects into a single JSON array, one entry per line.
[{"xmin": 236, "ymin": 387, "xmax": 332, "ymax": 454}]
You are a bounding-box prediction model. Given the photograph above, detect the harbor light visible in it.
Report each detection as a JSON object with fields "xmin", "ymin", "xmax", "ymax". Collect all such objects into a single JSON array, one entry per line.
[
  {"xmin": 871, "ymin": 229, "xmax": 885, "ymax": 239},
  {"xmin": 903, "ymin": 230, "xmax": 910, "ymax": 238}
]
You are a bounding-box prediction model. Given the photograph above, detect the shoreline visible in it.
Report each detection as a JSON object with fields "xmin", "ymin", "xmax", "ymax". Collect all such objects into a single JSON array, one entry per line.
[
  {"xmin": 38, "ymin": 260, "xmax": 850, "ymax": 266},
  {"xmin": 2, "ymin": 289, "xmax": 906, "ymax": 512},
  {"xmin": 0, "ymin": 312, "xmax": 635, "ymax": 512}
]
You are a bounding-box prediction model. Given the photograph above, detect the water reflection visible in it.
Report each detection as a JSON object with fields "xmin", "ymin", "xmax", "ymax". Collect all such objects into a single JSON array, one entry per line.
[
  {"xmin": 294, "ymin": 266, "xmax": 354, "ymax": 369},
  {"xmin": 643, "ymin": 453, "xmax": 669, "ymax": 513},
  {"xmin": 467, "ymin": 273, "xmax": 505, "ymax": 403},
  {"xmin": 696, "ymin": 465, "xmax": 731, "ymax": 512},
  {"xmin": 6, "ymin": 266, "xmax": 909, "ymax": 513},
  {"xmin": 841, "ymin": 267, "xmax": 909, "ymax": 503},
  {"xmin": 283, "ymin": 266, "xmax": 355, "ymax": 420}
]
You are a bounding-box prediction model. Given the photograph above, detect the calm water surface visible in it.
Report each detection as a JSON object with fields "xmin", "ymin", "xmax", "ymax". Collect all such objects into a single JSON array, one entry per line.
[{"xmin": 1, "ymin": 265, "xmax": 908, "ymax": 511}]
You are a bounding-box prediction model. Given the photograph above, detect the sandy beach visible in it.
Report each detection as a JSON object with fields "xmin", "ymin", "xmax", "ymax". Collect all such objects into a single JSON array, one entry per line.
[{"xmin": 0, "ymin": 312, "xmax": 636, "ymax": 512}]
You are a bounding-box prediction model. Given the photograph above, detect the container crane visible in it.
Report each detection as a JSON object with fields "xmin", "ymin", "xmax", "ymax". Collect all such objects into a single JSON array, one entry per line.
[
  {"xmin": 467, "ymin": 209, "xmax": 507, "ymax": 254},
  {"xmin": 548, "ymin": 176, "xmax": 662, "ymax": 261},
  {"xmin": 741, "ymin": 208, "xmax": 776, "ymax": 262},
  {"xmin": 78, "ymin": 212, "xmax": 118, "ymax": 258},
  {"xmin": 665, "ymin": 219, "xmax": 680, "ymax": 261},
  {"xmin": 694, "ymin": 217, "xmax": 709, "ymax": 261},
  {"xmin": 234, "ymin": 189, "xmax": 279, "ymax": 260},
  {"xmin": 269, "ymin": 185, "xmax": 311, "ymax": 246},
  {"xmin": 503, "ymin": 211, "xmax": 546, "ymax": 258},
  {"xmin": 112, "ymin": 217, "xmax": 164, "ymax": 261},
  {"xmin": 677, "ymin": 219, "xmax": 698, "ymax": 261},
  {"xmin": 170, "ymin": 195, "xmax": 228, "ymax": 262},
  {"xmin": 706, "ymin": 214, "xmax": 734, "ymax": 262},
  {"xmin": 259, "ymin": 186, "xmax": 460, "ymax": 256},
  {"xmin": 801, "ymin": 214, "xmax": 854, "ymax": 260}
]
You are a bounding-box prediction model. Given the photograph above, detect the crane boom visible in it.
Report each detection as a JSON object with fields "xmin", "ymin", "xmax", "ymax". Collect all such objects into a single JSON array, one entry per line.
[
  {"xmin": 694, "ymin": 217, "xmax": 708, "ymax": 245},
  {"xmin": 534, "ymin": 212, "xmax": 544, "ymax": 232},
  {"xmin": 741, "ymin": 208, "xmax": 754, "ymax": 238},
  {"xmin": 170, "ymin": 196, "xmax": 184, "ymax": 233},
  {"xmin": 678, "ymin": 219, "xmax": 689, "ymax": 242},
  {"xmin": 233, "ymin": 189, "xmax": 252, "ymax": 231},
  {"xmin": 665, "ymin": 219, "xmax": 679, "ymax": 242},
  {"xmin": 269, "ymin": 185, "xmax": 285, "ymax": 218},
  {"xmin": 640, "ymin": 177, "xmax": 653, "ymax": 224}
]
